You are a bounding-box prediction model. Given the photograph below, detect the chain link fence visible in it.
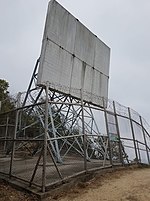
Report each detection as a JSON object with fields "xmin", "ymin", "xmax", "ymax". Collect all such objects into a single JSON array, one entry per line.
[{"xmin": 0, "ymin": 96, "xmax": 150, "ymax": 192}]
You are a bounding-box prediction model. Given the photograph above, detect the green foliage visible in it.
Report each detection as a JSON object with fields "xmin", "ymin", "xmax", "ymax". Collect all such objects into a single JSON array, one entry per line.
[
  {"xmin": 0, "ymin": 79, "xmax": 15, "ymax": 113},
  {"xmin": 0, "ymin": 79, "xmax": 9, "ymax": 99}
]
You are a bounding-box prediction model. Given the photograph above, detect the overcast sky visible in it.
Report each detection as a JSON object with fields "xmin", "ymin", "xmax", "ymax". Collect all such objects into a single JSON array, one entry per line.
[{"xmin": 0, "ymin": 0, "xmax": 150, "ymax": 122}]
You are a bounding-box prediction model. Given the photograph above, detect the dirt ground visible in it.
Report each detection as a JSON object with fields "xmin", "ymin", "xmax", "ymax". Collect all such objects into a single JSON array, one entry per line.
[
  {"xmin": 0, "ymin": 166, "xmax": 150, "ymax": 201},
  {"xmin": 0, "ymin": 181, "xmax": 38, "ymax": 201}
]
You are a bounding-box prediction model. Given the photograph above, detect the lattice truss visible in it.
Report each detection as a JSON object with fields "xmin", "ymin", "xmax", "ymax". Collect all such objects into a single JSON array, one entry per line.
[{"xmin": 12, "ymin": 59, "xmax": 109, "ymax": 164}]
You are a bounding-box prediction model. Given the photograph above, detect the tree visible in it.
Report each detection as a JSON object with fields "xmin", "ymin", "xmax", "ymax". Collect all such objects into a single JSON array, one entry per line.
[{"xmin": 0, "ymin": 79, "xmax": 15, "ymax": 113}]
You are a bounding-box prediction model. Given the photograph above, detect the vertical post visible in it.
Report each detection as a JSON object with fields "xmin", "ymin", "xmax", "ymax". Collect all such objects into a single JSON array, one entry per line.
[
  {"xmin": 81, "ymin": 100, "xmax": 87, "ymax": 172},
  {"xmin": 103, "ymin": 138, "xmax": 108, "ymax": 167},
  {"xmin": 17, "ymin": 92, "xmax": 22, "ymax": 131},
  {"xmin": 113, "ymin": 101, "xmax": 124, "ymax": 165},
  {"xmin": 103, "ymin": 98, "xmax": 113, "ymax": 166},
  {"xmin": 136, "ymin": 141, "xmax": 141, "ymax": 163},
  {"xmin": 22, "ymin": 58, "xmax": 39, "ymax": 107},
  {"xmin": 139, "ymin": 116, "xmax": 150, "ymax": 164},
  {"xmin": 49, "ymin": 105, "xmax": 62, "ymax": 163},
  {"xmin": 81, "ymin": 61, "xmax": 87, "ymax": 172},
  {"xmin": 128, "ymin": 107, "xmax": 138, "ymax": 163},
  {"xmin": 4, "ymin": 116, "xmax": 9, "ymax": 151},
  {"xmin": 42, "ymin": 84, "xmax": 48, "ymax": 193},
  {"xmin": 9, "ymin": 110, "xmax": 19, "ymax": 178}
]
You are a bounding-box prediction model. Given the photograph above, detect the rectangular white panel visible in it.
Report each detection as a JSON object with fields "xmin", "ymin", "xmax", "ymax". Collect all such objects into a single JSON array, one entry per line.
[
  {"xmin": 43, "ymin": 0, "xmax": 76, "ymax": 53},
  {"xmin": 37, "ymin": 0, "xmax": 110, "ymax": 107},
  {"xmin": 69, "ymin": 57, "xmax": 82, "ymax": 98},
  {"xmin": 83, "ymin": 65, "xmax": 93, "ymax": 102},
  {"xmin": 100, "ymin": 74, "xmax": 109, "ymax": 98},
  {"xmin": 91, "ymin": 70, "xmax": 101, "ymax": 103},
  {"xmin": 94, "ymin": 37, "xmax": 110, "ymax": 76},
  {"xmin": 74, "ymin": 21, "xmax": 95, "ymax": 67}
]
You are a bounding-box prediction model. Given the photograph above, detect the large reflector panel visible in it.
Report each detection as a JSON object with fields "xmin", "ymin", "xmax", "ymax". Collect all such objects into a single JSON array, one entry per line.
[{"xmin": 37, "ymin": 0, "xmax": 110, "ymax": 107}]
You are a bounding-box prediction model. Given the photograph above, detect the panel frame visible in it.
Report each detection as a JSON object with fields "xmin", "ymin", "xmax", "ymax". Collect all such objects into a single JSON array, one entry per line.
[{"xmin": 37, "ymin": 0, "xmax": 110, "ymax": 108}]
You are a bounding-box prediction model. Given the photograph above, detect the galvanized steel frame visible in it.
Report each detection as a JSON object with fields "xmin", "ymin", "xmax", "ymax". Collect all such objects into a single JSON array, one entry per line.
[{"xmin": 0, "ymin": 59, "xmax": 150, "ymax": 193}]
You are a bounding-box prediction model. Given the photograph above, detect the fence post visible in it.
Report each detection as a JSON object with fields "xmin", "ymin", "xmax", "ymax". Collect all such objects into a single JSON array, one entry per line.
[
  {"xmin": 4, "ymin": 116, "xmax": 9, "ymax": 151},
  {"xmin": 139, "ymin": 116, "xmax": 150, "ymax": 164},
  {"xmin": 9, "ymin": 110, "xmax": 19, "ymax": 178},
  {"xmin": 136, "ymin": 141, "xmax": 141, "ymax": 163},
  {"xmin": 103, "ymin": 98, "xmax": 113, "ymax": 166},
  {"xmin": 128, "ymin": 107, "xmax": 138, "ymax": 163},
  {"xmin": 42, "ymin": 84, "xmax": 48, "ymax": 192},
  {"xmin": 81, "ymin": 61, "xmax": 87, "ymax": 172},
  {"xmin": 113, "ymin": 101, "xmax": 124, "ymax": 165}
]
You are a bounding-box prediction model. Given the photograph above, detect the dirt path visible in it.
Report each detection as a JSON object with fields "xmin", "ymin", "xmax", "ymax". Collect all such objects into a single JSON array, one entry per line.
[
  {"xmin": 57, "ymin": 167, "xmax": 150, "ymax": 201},
  {"xmin": 0, "ymin": 167, "xmax": 150, "ymax": 201}
]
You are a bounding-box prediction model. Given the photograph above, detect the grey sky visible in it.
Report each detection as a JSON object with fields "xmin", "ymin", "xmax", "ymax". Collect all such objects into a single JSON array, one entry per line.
[{"xmin": 0, "ymin": 0, "xmax": 150, "ymax": 122}]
